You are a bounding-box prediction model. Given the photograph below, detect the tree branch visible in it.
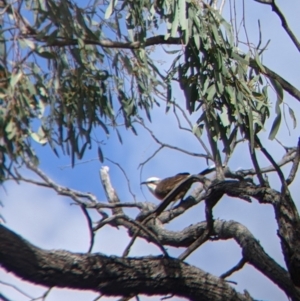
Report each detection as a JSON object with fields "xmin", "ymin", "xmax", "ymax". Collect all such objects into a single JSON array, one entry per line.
[
  {"xmin": 16, "ymin": 31, "xmax": 300, "ymax": 103},
  {"xmin": 99, "ymin": 166, "xmax": 123, "ymax": 215},
  {"xmin": 254, "ymin": 0, "xmax": 300, "ymax": 52},
  {"xmin": 147, "ymin": 219, "xmax": 300, "ymax": 300},
  {"xmin": 0, "ymin": 225, "xmax": 254, "ymax": 301}
]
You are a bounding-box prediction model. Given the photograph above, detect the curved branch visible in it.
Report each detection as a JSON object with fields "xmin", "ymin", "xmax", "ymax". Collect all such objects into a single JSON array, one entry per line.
[
  {"xmin": 254, "ymin": 0, "xmax": 300, "ymax": 52},
  {"xmin": 209, "ymin": 180, "xmax": 300, "ymax": 288},
  {"xmin": 0, "ymin": 225, "xmax": 252, "ymax": 301},
  {"xmin": 226, "ymin": 147, "xmax": 298, "ymax": 179},
  {"xmin": 145, "ymin": 220, "xmax": 300, "ymax": 300}
]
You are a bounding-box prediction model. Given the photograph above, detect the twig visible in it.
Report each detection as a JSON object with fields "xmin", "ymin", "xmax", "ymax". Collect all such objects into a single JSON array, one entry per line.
[
  {"xmin": 173, "ymin": 105, "xmax": 194, "ymax": 133},
  {"xmin": 159, "ymin": 191, "xmax": 207, "ymax": 224},
  {"xmin": 93, "ymin": 214, "xmax": 125, "ymax": 231},
  {"xmin": 171, "ymin": 101, "xmax": 212, "ymax": 158},
  {"xmin": 80, "ymin": 205, "xmax": 95, "ymax": 253},
  {"xmin": 286, "ymin": 138, "xmax": 300, "ymax": 185},
  {"xmin": 254, "ymin": 136, "xmax": 288, "ymax": 194},
  {"xmin": 138, "ymin": 146, "xmax": 164, "ymax": 169},
  {"xmin": 226, "ymin": 147, "xmax": 298, "ymax": 178},
  {"xmin": 178, "ymin": 228, "xmax": 210, "ymax": 260},
  {"xmin": 121, "ymin": 215, "xmax": 169, "ymax": 257},
  {"xmin": 32, "ymin": 287, "xmax": 53, "ymax": 301},
  {"xmin": 137, "ymin": 119, "xmax": 210, "ymax": 160},
  {"xmin": 220, "ymin": 258, "xmax": 247, "ymax": 278},
  {"xmin": 0, "ymin": 280, "xmax": 33, "ymax": 299},
  {"xmin": 202, "ymin": 104, "xmax": 223, "ymax": 180},
  {"xmin": 59, "ymin": 158, "xmax": 99, "ymax": 170},
  {"xmin": 242, "ymin": 0, "xmax": 252, "ymax": 56},
  {"xmin": 23, "ymin": 161, "xmax": 99, "ymax": 205},
  {"xmin": 91, "ymin": 202, "xmax": 146, "ymax": 210},
  {"xmin": 92, "ymin": 293, "xmax": 103, "ymax": 301},
  {"xmin": 248, "ymin": 142, "xmax": 265, "ymax": 186},
  {"xmin": 257, "ymin": 20, "xmax": 271, "ymax": 56}
]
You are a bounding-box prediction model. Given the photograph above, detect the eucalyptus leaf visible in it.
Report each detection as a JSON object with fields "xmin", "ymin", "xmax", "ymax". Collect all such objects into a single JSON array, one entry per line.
[
  {"xmin": 288, "ymin": 107, "xmax": 297, "ymax": 129},
  {"xmin": 268, "ymin": 110, "xmax": 282, "ymax": 140},
  {"xmin": 105, "ymin": 0, "xmax": 118, "ymax": 19},
  {"xmin": 269, "ymin": 77, "xmax": 283, "ymax": 104}
]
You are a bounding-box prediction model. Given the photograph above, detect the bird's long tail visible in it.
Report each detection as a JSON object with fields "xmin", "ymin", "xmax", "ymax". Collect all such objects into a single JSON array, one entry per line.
[{"xmin": 199, "ymin": 164, "xmax": 216, "ymax": 175}]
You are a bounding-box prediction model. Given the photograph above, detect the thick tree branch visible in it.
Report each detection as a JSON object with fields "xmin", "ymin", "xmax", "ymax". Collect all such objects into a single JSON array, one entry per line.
[
  {"xmin": 96, "ymin": 166, "xmax": 300, "ymax": 293},
  {"xmin": 147, "ymin": 220, "xmax": 300, "ymax": 300},
  {"xmin": 0, "ymin": 225, "xmax": 253, "ymax": 301},
  {"xmin": 92, "ymin": 174, "xmax": 299, "ymax": 299},
  {"xmin": 212, "ymin": 180, "xmax": 300, "ymax": 287}
]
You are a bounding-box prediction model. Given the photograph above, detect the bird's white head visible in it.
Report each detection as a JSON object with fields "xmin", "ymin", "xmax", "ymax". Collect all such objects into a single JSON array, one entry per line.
[{"xmin": 141, "ymin": 177, "xmax": 161, "ymax": 195}]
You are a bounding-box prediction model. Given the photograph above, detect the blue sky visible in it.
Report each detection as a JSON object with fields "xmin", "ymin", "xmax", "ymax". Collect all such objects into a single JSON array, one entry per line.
[{"xmin": 1, "ymin": 0, "xmax": 300, "ymax": 300}]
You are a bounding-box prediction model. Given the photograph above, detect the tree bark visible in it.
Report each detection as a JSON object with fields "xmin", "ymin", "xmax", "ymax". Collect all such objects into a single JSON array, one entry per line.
[{"xmin": 0, "ymin": 224, "xmax": 252, "ymax": 301}]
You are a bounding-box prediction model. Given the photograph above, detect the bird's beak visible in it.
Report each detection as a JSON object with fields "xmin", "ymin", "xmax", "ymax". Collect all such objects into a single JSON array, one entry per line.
[{"xmin": 141, "ymin": 181, "xmax": 147, "ymax": 185}]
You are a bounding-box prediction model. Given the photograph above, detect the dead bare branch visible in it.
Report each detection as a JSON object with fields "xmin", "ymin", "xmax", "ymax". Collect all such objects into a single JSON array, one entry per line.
[
  {"xmin": 99, "ymin": 166, "xmax": 123, "ymax": 215},
  {"xmin": 105, "ymin": 158, "xmax": 137, "ymax": 202}
]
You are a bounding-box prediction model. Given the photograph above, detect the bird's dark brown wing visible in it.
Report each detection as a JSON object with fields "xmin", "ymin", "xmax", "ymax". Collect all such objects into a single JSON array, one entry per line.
[{"xmin": 155, "ymin": 173, "xmax": 191, "ymax": 201}]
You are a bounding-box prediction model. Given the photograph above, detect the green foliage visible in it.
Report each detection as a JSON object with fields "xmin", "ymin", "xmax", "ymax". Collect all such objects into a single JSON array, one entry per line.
[
  {"xmin": 164, "ymin": 3, "xmax": 270, "ymax": 152},
  {"xmin": 0, "ymin": 0, "xmax": 163, "ymax": 179},
  {"xmin": 0, "ymin": 0, "xmax": 291, "ymax": 179}
]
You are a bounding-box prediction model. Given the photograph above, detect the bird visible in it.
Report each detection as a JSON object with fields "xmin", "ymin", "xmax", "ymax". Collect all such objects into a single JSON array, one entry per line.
[{"xmin": 141, "ymin": 165, "xmax": 217, "ymax": 202}]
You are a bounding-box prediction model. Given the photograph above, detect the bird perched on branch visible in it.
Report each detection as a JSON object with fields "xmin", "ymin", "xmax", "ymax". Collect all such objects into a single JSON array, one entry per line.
[{"xmin": 141, "ymin": 165, "xmax": 216, "ymax": 202}]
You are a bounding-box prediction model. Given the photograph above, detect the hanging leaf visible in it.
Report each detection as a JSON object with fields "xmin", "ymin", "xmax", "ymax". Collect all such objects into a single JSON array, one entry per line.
[
  {"xmin": 220, "ymin": 107, "xmax": 230, "ymax": 127},
  {"xmin": 269, "ymin": 77, "xmax": 283, "ymax": 104},
  {"xmin": 288, "ymin": 107, "xmax": 297, "ymax": 129},
  {"xmin": 10, "ymin": 72, "xmax": 23, "ymax": 89},
  {"xmin": 98, "ymin": 146, "xmax": 104, "ymax": 162},
  {"xmin": 192, "ymin": 123, "xmax": 204, "ymax": 138},
  {"xmin": 105, "ymin": 0, "xmax": 118, "ymax": 19},
  {"xmin": 254, "ymin": 51, "xmax": 266, "ymax": 73},
  {"xmin": 166, "ymin": 82, "xmax": 172, "ymax": 113},
  {"xmin": 268, "ymin": 110, "xmax": 282, "ymax": 140}
]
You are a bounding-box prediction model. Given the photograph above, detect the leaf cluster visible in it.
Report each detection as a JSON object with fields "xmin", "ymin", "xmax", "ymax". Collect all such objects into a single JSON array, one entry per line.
[
  {"xmin": 0, "ymin": 0, "xmax": 294, "ymax": 179},
  {"xmin": 0, "ymin": 0, "xmax": 165, "ymax": 179},
  {"xmin": 163, "ymin": 3, "xmax": 271, "ymax": 152}
]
